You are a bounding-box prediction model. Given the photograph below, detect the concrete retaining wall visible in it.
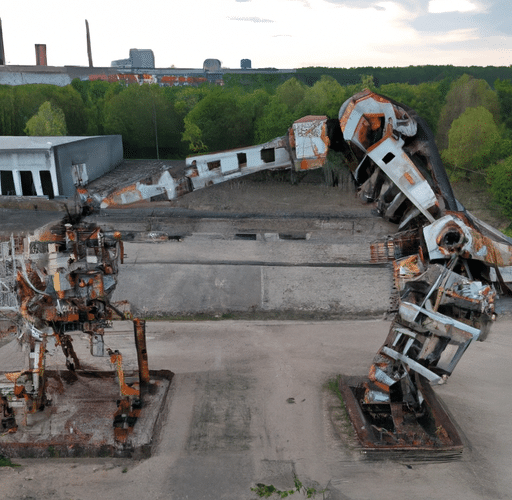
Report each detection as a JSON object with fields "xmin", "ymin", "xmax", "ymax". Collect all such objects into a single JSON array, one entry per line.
[{"xmin": 113, "ymin": 262, "xmax": 392, "ymax": 317}]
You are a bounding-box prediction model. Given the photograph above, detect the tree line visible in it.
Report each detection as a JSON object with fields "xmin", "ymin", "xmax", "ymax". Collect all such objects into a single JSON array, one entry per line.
[
  {"xmin": 1, "ymin": 69, "xmax": 512, "ymax": 226},
  {"xmin": 294, "ymin": 65, "xmax": 512, "ymax": 88}
]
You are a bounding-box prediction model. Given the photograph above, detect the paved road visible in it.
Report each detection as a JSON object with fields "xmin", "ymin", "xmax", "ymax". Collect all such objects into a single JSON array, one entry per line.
[{"xmin": 1, "ymin": 318, "xmax": 510, "ymax": 500}]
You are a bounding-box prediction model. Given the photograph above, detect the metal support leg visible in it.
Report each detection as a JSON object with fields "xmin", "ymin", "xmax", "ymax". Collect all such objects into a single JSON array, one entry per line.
[{"xmin": 133, "ymin": 318, "xmax": 149, "ymax": 397}]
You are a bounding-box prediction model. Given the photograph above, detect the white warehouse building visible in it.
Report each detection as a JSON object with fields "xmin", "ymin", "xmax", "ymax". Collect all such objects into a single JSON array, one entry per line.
[{"xmin": 0, "ymin": 136, "xmax": 123, "ymax": 198}]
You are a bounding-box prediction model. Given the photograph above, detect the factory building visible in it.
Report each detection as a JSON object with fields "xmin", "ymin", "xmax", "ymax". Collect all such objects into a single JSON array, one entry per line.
[
  {"xmin": 112, "ymin": 49, "xmax": 156, "ymax": 70},
  {"xmin": 0, "ymin": 136, "xmax": 122, "ymax": 198},
  {"xmin": 0, "ymin": 18, "xmax": 292, "ymax": 87}
]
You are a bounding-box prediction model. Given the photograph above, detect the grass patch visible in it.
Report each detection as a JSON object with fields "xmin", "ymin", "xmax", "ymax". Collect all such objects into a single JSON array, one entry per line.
[
  {"xmin": 325, "ymin": 375, "xmax": 343, "ymax": 399},
  {"xmin": 251, "ymin": 475, "xmax": 327, "ymax": 498},
  {"xmin": 325, "ymin": 375, "xmax": 353, "ymax": 438},
  {"xmin": 0, "ymin": 455, "xmax": 20, "ymax": 468}
]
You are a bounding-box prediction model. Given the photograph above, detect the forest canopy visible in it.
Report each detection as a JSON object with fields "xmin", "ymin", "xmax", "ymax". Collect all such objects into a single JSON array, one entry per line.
[{"xmin": 2, "ymin": 66, "xmax": 512, "ymax": 227}]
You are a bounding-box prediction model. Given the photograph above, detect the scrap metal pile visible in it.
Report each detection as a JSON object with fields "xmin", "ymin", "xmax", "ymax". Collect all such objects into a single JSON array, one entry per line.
[{"xmin": 0, "ymin": 211, "xmax": 150, "ymax": 446}]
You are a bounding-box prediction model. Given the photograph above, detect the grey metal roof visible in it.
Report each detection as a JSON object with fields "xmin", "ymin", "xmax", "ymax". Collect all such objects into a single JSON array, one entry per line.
[{"xmin": 0, "ymin": 136, "xmax": 97, "ymax": 151}]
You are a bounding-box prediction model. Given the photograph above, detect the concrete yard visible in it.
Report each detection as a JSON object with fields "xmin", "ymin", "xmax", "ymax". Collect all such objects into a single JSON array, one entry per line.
[{"xmin": 0, "ymin": 317, "xmax": 510, "ymax": 500}]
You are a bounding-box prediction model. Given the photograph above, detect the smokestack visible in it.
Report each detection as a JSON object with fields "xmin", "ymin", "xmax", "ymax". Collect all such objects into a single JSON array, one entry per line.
[
  {"xmin": 85, "ymin": 20, "xmax": 93, "ymax": 67},
  {"xmin": 35, "ymin": 44, "xmax": 47, "ymax": 66},
  {"xmin": 0, "ymin": 19, "xmax": 5, "ymax": 65}
]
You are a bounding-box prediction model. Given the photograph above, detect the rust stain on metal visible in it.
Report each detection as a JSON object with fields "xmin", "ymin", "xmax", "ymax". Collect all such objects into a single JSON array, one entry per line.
[
  {"xmin": 470, "ymin": 229, "xmax": 508, "ymax": 267},
  {"xmin": 403, "ymin": 172, "xmax": 415, "ymax": 185},
  {"xmin": 109, "ymin": 353, "xmax": 140, "ymax": 397},
  {"xmin": 339, "ymin": 100, "xmax": 356, "ymax": 133},
  {"xmin": 133, "ymin": 318, "xmax": 150, "ymax": 388}
]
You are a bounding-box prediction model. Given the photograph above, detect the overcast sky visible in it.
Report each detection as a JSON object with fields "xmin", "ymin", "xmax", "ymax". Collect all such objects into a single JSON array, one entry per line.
[{"xmin": 1, "ymin": 0, "xmax": 510, "ymax": 69}]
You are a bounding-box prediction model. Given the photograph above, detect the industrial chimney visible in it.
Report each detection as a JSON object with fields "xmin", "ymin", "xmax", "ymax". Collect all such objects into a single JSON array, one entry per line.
[
  {"xmin": 85, "ymin": 20, "xmax": 93, "ymax": 67},
  {"xmin": 0, "ymin": 19, "xmax": 5, "ymax": 65},
  {"xmin": 35, "ymin": 44, "xmax": 47, "ymax": 66}
]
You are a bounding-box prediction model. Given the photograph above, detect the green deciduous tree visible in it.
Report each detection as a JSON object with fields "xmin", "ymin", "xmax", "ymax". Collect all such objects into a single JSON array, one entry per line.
[
  {"xmin": 50, "ymin": 85, "xmax": 88, "ymax": 135},
  {"xmin": 442, "ymin": 106, "xmax": 502, "ymax": 178},
  {"xmin": 165, "ymin": 85, "xmax": 209, "ymax": 118},
  {"xmin": 254, "ymin": 100, "xmax": 294, "ymax": 144},
  {"xmin": 359, "ymin": 74, "xmax": 376, "ymax": 92},
  {"xmin": 379, "ymin": 81, "xmax": 445, "ymax": 134},
  {"xmin": 494, "ymin": 78, "xmax": 512, "ymax": 131},
  {"xmin": 104, "ymin": 83, "xmax": 183, "ymax": 158},
  {"xmin": 254, "ymin": 78, "xmax": 308, "ymax": 142},
  {"xmin": 24, "ymin": 101, "xmax": 67, "ymax": 136},
  {"xmin": 300, "ymin": 75, "xmax": 347, "ymax": 118},
  {"xmin": 11, "ymin": 84, "xmax": 86, "ymax": 136},
  {"xmin": 436, "ymin": 74, "xmax": 499, "ymax": 150},
  {"xmin": 182, "ymin": 87, "xmax": 255, "ymax": 153},
  {"xmin": 274, "ymin": 78, "xmax": 306, "ymax": 110},
  {"xmin": 71, "ymin": 79, "xmax": 127, "ymax": 135},
  {"xmin": 0, "ymin": 85, "xmax": 15, "ymax": 135}
]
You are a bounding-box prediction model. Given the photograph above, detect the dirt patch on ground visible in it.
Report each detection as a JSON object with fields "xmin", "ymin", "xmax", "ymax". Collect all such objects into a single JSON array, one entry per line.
[
  {"xmin": 165, "ymin": 173, "xmax": 512, "ymax": 231},
  {"xmin": 126, "ymin": 170, "xmax": 363, "ymax": 216}
]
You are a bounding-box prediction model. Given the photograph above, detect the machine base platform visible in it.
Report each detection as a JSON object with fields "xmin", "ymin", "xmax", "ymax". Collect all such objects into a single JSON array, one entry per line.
[
  {"xmin": 337, "ymin": 375, "xmax": 463, "ymax": 458},
  {"xmin": 0, "ymin": 369, "xmax": 173, "ymax": 459}
]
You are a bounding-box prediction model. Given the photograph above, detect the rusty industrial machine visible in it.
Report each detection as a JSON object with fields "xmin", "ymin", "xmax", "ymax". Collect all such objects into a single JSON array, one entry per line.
[
  {"xmin": 2, "ymin": 89, "xmax": 511, "ymax": 454},
  {"xmin": 0, "ymin": 209, "xmax": 152, "ymax": 447},
  {"xmin": 176, "ymin": 89, "xmax": 511, "ymax": 451},
  {"xmin": 329, "ymin": 90, "xmax": 512, "ymax": 451}
]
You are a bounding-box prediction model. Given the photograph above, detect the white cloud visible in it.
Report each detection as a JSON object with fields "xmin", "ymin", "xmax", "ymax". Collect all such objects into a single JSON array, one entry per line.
[
  {"xmin": 428, "ymin": 0, "xmax": 478, "ymax": 14},
  {"xmin": 430, "ymin": 28, "xmax": 479, "ymax": 43},
  {"xmin": 227, "ymin": 16, "xmax": 274, "ymax": 23}
]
